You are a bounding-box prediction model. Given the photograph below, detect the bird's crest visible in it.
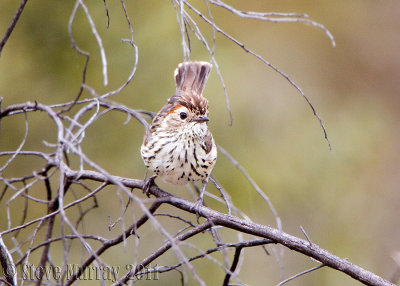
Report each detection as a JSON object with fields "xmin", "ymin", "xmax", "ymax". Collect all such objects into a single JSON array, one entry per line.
[{"xmin": 168, "ymin": 61, "xmax": 212, "ymax": 116}]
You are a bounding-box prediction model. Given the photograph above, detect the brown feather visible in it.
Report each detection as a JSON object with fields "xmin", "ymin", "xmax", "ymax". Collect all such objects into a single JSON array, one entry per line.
[
  {"xmin": 175, "ymin": 62, "xmax": 211, "ymax": 94},
  {"xmin": 170, "ymin": 61, "xmax": 212, "ymax": 115},
  {"xmin": 204, "ymin": 130, "xmax": 213, "ymax": 154},
  {"xmin": 141, "ymin": 61, "xmax": 217, "ymax": 186},
  {"xmin": 149, "ymin": 61, "xmax": 212, "ymax": 131}
]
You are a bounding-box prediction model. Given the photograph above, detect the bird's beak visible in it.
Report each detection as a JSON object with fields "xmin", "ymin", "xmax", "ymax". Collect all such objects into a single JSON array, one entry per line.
[{"xmin": 191, "ymin": 116, "xmax": 209, "ymax": 123}]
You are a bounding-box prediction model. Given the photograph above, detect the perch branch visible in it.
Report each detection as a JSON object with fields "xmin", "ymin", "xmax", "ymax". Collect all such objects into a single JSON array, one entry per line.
[{"xmin": 58, "ymin": 169, "xmax": 394, "ymax": 286}]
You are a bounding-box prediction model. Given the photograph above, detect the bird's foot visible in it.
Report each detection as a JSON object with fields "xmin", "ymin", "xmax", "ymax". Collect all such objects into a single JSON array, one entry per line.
[
  {"xmin": 191, "ymin": 197, "xmax": 204, "ymax": 222},
  {"xmin": 142, "ymin": 175, "xmax": 157, "ymax": 197}
]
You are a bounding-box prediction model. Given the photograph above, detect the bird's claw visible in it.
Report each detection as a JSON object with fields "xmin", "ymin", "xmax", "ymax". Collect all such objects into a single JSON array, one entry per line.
[
  {"xmin": 191, "ymin": 198, "xmax": 204, "ymax": 222},
  {"xmin": 142, "ymin": 175, "xmax": 157, "ymax": 197}
]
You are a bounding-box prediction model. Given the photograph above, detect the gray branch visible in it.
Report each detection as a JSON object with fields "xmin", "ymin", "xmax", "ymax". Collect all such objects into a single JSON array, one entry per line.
[{"xmin": 65, "ymin": 168, "xmax": 394, "ymax": 286}]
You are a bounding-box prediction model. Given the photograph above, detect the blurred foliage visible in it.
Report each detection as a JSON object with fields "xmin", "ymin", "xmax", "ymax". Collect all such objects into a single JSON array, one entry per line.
[{"xmin": 1, "ymin": 0, "xmax": 400, "ymax": 285}]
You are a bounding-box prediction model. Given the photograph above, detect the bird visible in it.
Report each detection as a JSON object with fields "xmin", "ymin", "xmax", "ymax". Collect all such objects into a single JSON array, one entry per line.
[{"xmin": 140, "ymin": 61, "xmax": 217, "ymax": 213}]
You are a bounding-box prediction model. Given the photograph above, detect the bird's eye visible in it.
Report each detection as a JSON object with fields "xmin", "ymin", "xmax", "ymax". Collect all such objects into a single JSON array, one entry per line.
[{"xmin": 179, "ymin": 112, "xmax": 187, "ymax": 120}]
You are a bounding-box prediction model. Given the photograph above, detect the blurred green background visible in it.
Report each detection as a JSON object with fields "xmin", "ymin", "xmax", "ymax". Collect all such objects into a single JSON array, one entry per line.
[{"xmin": 1, "ymin": 0, "xmax": 400, "ymax": 285}]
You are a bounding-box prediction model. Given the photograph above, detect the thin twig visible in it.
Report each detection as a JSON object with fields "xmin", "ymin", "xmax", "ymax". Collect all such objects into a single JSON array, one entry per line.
[
  {"xmin": 64, "ymin": 201, "xmax": 162, "ymax": 286},
  {"xmin": 184, "ymin": 0, "xmax": 332, "ymax": 150},
  {"xmin": 47, "ymin": 168, "xmax": 396, "ymax": 286},
  {"xmin": 15, "ymin": 235, "xmax": 106, "ymax": 266},
  {"xmin": 154, "ymin": 213, "xmax": 196, "ymax": 228},
  {"xmin": 277, "ymin": 264, "xmax": 325, "ymax": 286},
  {"xmin": 77, "ymin": 0, "xmax": 108, "ymax": 86},
  {"xmin": 208, "ymin": 0, "xmax": 335, "ymax": 47},
  {"xmin": 222, "ymin": 245, "xmax": 243, "ymax": 286},
  {"xmin": 112, "ymin": 221, "xmax": 213, "ymax": 285},
  {"xmin": 0, "ymin": 111, "xmax": 29, "ymax": 173},
  {"xmin": 210, "ymin": 176, "xmax": 232, "ymax": 215},
  {"xmin": 139, "ymin": 238, "xmax": 272, "ymax": 285},
  {"xmin": 103, "ymin": 0, "xmax": 110, "ymax": 28},
  {"xmin": 300, "ymin": 226, "xmax": 313, "ymax": 246},
  {"xmin": 62, "ymin": 0, "xmax": 90, "ymax": 114},
  {"xmin": 0, "ymin": 0, "xmax": 29, "ymax": 56},
  {"xmin": 217, "ymin": 145, "xmax": 282, "ymax": 232},
  {"xmin": 176, "ymin": 1, "xmax": 233, "ymax": 125},
  {"xmin": 0, "ymin": 236, "xmax": 17, "ymax": 286}
]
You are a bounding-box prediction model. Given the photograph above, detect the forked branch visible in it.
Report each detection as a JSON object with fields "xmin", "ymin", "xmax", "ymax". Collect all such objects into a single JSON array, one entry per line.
[{"xmin": 61, "ymin": 168, "xmax": 394, "ymax": 286}]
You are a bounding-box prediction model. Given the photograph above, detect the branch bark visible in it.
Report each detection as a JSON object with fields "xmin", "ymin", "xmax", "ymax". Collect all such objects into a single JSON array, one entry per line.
[
  {"xmin": 65, "ymin": 168, "xmax": 394, "ymax": 286},
  {"xmin": 0, "ymin": 237, "xmax": 16, "ymax": 286}
]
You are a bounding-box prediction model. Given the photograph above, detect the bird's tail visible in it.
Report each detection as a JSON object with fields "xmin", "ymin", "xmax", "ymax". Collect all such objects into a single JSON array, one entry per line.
[{"xmin": 174, "ymin": 61, "xmax": 212, "ymax": 95}]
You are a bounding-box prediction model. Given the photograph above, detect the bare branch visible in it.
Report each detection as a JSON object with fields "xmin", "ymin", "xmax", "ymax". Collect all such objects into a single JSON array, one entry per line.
[
  {"xmin": 300, "ymin": 226, "xmax": 313, "ymax": 246},
  {"xmin": 45, "ymin": 168, "xmax": 396, "ymax": 286},
  {"xmin": 113, "ymin": 221, "xmax": 213, "ymax": 285},
  {"xmin": 217, "ymin": 145, "xmax": 282, "ymax": 232},
  {"xmin": 64, "ymin": 0, "xmax": 90, "ymax": 114},
  {"xmin": 0, "ymin": 111, "xmax": 29, "ymax": 173},
  {"xmin": 0, "ymin": 0, "xmax": 29, "ymax": 56},
  {"xmin": 222, "ymin": 245, "xmax": 243, "ymax": 286},
  {"xmin": 102, "ymin": 0, "xmax": 110, "ymax": 28},
  {"xmin": 208, "ymin": 0, "xmax": 335, "ymax": 47},
  {"xmin": 76, "ymin": 0, "xmax": 108, "ymax": 86},
  {"xmin": 184, "ymin": 0, "xmax": 332, "ymax": 150},
  {"xmin": 176, "ymin": 1, "xmax": 233, "ymax": 125},
  {"xmin": 64, "ymin": 201, "xmax": 162, "ymax": 286},
  {"xmin": 277, "ymin": 264, "xmax": 325, "ymax": 286},
  {"xmin": 0, "ymin": 236, "xmax": 17, "ymax": 286},
  {"xmin": 15, "ymin": 235, "xmax": 107, "ymax": 266},
  {"xmin": 0, "ymin": 2, "xmax": 390, "ymax": 285}
]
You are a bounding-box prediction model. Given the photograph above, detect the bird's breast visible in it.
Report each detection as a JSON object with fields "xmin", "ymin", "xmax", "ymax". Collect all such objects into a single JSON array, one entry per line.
[{"xmin": 141, "ymin": 131, "xmax": 216, "ymax": 185}]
